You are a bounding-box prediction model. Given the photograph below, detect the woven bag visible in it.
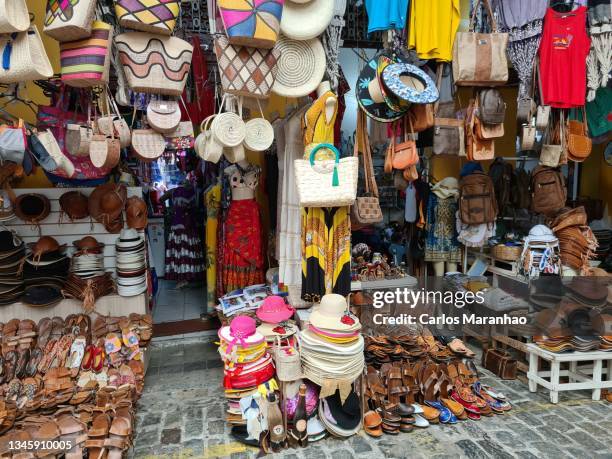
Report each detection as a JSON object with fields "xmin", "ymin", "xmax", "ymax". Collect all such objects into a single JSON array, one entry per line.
[
  {"xmin": 164, "ymin": 121, "xmax": 194, "ymax": 151},
  {"xmin": 66, "ymin": 124, "xmax": 93, "ymax": 157},
  {"xmin": 244, "ymin": 100, "xmax": 273, "ymax": 151},
  {"xmin": 294, "ymin": 143, "xmax": 358, "ymax": 208},
  {"xmin": 97, "ymin": 93, "xmax": 131, "ymax": 148},
  {"xmin": 60, "ymin": 21, "xmax": 113, "ymax": 88},
  {"xmin": 114, "ymin": 0, "xmax": 180, "ymax": 36},
  {"xmin": 131, "ymin": 129, "xmax": 165, "ymax": 162},
  {"xmin": 115, "ymin": 32, "xmax": 193, "ymax": 96},
  {"xmin": 0, "ymin": 0, "xmax": 29, "ymax": 33},
  {"xmin": 218, "ymin": 0, "xmax": 283, "ymax": 49},
  {"xmin": 146, "ymin": 100, "xmax": 181, "ymax": 134},
  {"xmin": 452, "ymin": 0, "xmax": 508, "ymax": 86},
  {"xmin": 89, "ymin": 134, "xmax": 120, "ymax": 169},
  {"xmin": 43, "ymin": 0, "xmax": 96, "ymax": 42},
  {"xmin": 0, "ymin": 26, "xmax": 53, "ymax": 83},
  {"xmin": 271, "ymin": 336, "xmax": 302, "ymax": 382},
  {"xmin": 211, "ymin": 96, "xmax": 246, "ymax": 148},
  {"xmin": 214, "ymin": 35, "xmax": 281, "ymax": 99},
  {"xmin": 195, "ymin": 116, "xmax": 223, "ymax": 163}
]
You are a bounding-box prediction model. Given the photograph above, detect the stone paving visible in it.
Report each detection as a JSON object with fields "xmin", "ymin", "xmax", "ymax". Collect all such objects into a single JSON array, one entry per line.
[{"xmin": 131, "ymin": 338, "xmax": 612, "ymax": 459}]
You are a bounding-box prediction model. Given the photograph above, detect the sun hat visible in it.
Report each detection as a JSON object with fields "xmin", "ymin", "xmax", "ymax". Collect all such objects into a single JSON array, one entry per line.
[
  {"xmin": 272, "ymin": 36, "xmax": 326, "ymax": 98},
  {"xmin": 218, "ymin": 315, "xmax": 265, "ymax": 351},
  {"xmin": 126, "ymin": 196, "xmax": 148, "ymax": 230},
  {"xmin": 116, "ymin": 228, "xmax": 141, "ymax": 246},
  {"xmin": 59, "ymin": 191, "xmax": 89, "ymax": 221},
  {"xmin": 14, "ymin": 194, "xmax": 50, "ymax": 226},
  {"xmin": 525, "ymin": 225, "xmax": 557, "ymax": 244},
  {"xmin": 357, "ymin": 54, "xmax": 404, "ymax": 123},
  {"xmin": 21, "ymin": 284, "xmax": 64, "ymax": 307},
  {"xmin": 256, "ymin": 295, "xmax": 295, "ymax": 323},
  {"xmin": 257, "ymin": 321, "xmax": 298, "ymax": 339},
  {"xmin": 88, "ymin": 183, "xmax": 127, "ymax": 234},
  {"xmin": 0, "ymin": 231, "xmax": 22, "ymax": 254},
  {"xmin": 377, "ymin": 54, "xmax": 411, "ymax": 114},
  {"xmin": 309, "ymin": 294, "xmax": 361, "ymax": 332},
  {"xmin": 280, "ymin": 0, "xmax": 334, "ymax": 40},
  {"xmin": 28, "ymin": 236, "xmax": 66, "ymax": 264},
  {"xmin": 381, "ymin": 63, "xmax": 439, "ymax": 105}
]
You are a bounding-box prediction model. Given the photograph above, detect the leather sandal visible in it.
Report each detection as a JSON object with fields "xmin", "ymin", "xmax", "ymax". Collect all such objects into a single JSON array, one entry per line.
[
  {"xmin": 85, "ymin": 413, "xmax": 111, "ymax": 459},
  {"xmin": 57, "ymin": 414, "xmax": 87, "ymax": 459},
  {"xmin": 105, "ymin": 411, "xmax": 132, "ymax": 459}
]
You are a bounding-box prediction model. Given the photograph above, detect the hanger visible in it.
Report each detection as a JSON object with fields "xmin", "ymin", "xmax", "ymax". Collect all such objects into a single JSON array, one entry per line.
[
  {"xmin": 0, "ymin": 84, "xmax": 37, "ymax": 116},
  {"xmin": 550, "ymin": 0, "xmax": 575, "ymax": 14}
]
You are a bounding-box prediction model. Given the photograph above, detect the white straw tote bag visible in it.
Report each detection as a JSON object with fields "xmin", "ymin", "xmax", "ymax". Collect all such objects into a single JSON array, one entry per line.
[
  {"xmin": 146, "ymin": 100, "xmax": 181, "ymax": 134},
  {"xmin": 211, "ymin": 96, "xmax": 246, "ymax": 148},
  {"xmin": 0, "ymin": 26, "xmax": 53, "ymax": 83},
  {"xmin": 115, "ymin": 32, "xmax": 193, "ymax": 96},
  {"xmin": 0, "ymin": 0, "xmax": 29, "ymax": 33},
  {"xmin": 196, "ymin": 116, "xmax": 223, "ymax": 163},
  {"xmin": 244, "ymin": 99, "xmax": 273, "ymax": 152},
  {"xmin": 294, "ymin": 143, "xmax": 358, "ymax": 208},
  {"xmin": 271, "ymin": 336, "xmax": 302, "ymax": 382},
  {"xmin": 43, "ymin": 0, "xmax": 96, "ymax": 42}
]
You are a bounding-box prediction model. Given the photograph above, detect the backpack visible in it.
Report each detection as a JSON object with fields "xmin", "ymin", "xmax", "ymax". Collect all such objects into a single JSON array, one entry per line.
[
  {"xmin": 488, "ymin": 158, "xmax": 513, "ymax": 212},
  {"xmin": 459, "ymin": 171, "xmax": 498, "ymax": 224},
  {"xmin": 478, "ymin": 89, "xmax": 506, "ymax": 124},
  {"xmin": 513, "ymin": 167, "xmax": 531, "ymax": 209},
  {"xmin": 530, "ymin": 166, "xmax": 567, "ymax": 216}
]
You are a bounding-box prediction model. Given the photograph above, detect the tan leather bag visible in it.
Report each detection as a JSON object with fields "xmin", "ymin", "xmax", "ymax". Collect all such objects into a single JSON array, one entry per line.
[
  {"xmin": 466, "ymin": 100, "xmax": 494, "ymax": 160},
  {"xmin": 351, "ymin": 109, "xmax": 383, "ymax": 226},
  {"xmin": 391, "ymin": 118, "xmax": 418, "ymax": 170},
  {"xmin": 567, "ymin": 108, "xmax": 592, "ymax": 162},
  {"xmin": 408, "ymin": 103, "xmax": 434, "ymax": 132}
]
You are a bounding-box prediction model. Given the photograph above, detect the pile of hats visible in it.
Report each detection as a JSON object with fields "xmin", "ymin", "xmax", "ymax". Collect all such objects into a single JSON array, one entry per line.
[
  {"xmin": 71, "ymin": 236, "xmax": 105, "ymax": 280},
  {"xmin": 115, "ymin": 229, "xmax": 147, "ymax": 297},
  {"xmin": 218, "ymin": 316, "xmax": 276, "ymax": 428},
  {"xmin": 88, "ymin": 183, "xmax": 127, "ymax": 234},
  {"xmin": 256, "ymin": 295, "xmax": 298, "ymax": 342},
  {"xmin": 533, "ymin": 335, "xmax": 574, "ymax": 352},
  {"xmin": 590, "ymin": 220, "xmax": 611, "ymax": 261},
  {"xmin": 549, "ymin": 207, "xmax": 598, "ymax": 273},
  {"xmin": 22, "ymin": 236, "xmax": 70, "ymax": 307},
  {"xmin": 571, "ymin": 335, "xmax": 601, "ymax": 352},
  {"xmin": 0, "ymin": 230, "xmax": 25, "ymax": 305},
  {"xmin": 318, "ymin": 387, "xmax": 362, "ymax": 438},
  {"xmin": 600, "ymin": 335, "xmax": 612, "ymax": 351},
  {"xmin": 299, "ymin": 294, "xmax": 364, "ymax": 403},
  {"xmin": 520, "ymin": 225, "xmax": 561, "ymax": 278}
]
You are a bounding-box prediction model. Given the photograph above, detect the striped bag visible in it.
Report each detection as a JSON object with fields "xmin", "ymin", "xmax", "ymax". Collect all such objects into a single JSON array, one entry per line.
[{"xmin": 60, "ymin": 21, "xmax": 113, "ymax": 88}]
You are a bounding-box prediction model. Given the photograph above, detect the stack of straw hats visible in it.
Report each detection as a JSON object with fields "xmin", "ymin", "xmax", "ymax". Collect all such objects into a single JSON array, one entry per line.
[
  {"xmin": 218, "ymin": 316, "xmax": 277, "ymax": 428},
  {"xmin": 299, "ymin": 294, "xmax": 364, "ymax": 386},
  {"xmin": 115, "ymin": 228, "xmax": 147, "ymax": 297},
  {"xmin": 0, "ymin": 231, "xmax": 25, "ymax": 305}
]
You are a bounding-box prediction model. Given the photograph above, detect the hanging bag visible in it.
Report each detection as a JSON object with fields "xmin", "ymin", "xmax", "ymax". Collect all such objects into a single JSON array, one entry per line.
[
  {"xmin": 466, "ymin": 99, "xmax": 494, "ymax": 160},
  {"xmin": 474, "ymin": 96, "xmax": 504, "ymax": 139},
  {"xmin": 115, "ymin": 32, "xmax": 193, "ymax": 96},
  {"xmin": 452, "ymin": 0, "xmax": 508, "ymax": 86},
  {"xmin": 271, "ymin": 335, "xmax": 302, "ymax": 382},
  {"xmin": 43, "ymin": 0, "xmax": 96, "ymax": 42},
  {"xmin": 214, "ymin": 35, "xmax": 281, "ymax": 99},
  {"xmin": 66, "ymin": 101, "xmax": 94, "ymax": 157},
  {"xmin": 114, "ymin": 0, "xmax": 180, "ymax": 35},
  {"xmin": 89, "ymin": 101, "xmax": 120, "ymax": 170},
  {"xmin": 391, "ymin": 117, "xmax": 419, "ymax": 170},
  {"xmin": 567, "ymin": 107, "xmax": 592, "ymax": 162},
  {"xmin": 218, "ymin": 0, "xmax": 283, "ymax": 49},
  {"xmin": 97, "ymin": 90, "xmax": 131, "ymax": 148},
  {"xmin": 244, "ymin": 99, "xmax": 274, "ymax": 152},
  {"xmin": 433, "ymin": 64, "xmax": 465, "ymax": 156},
  {"xmin": 146, "ymin": 99, "xmax": 181, "ymax": 134},
  {"xmin": 211, "ymin": 95, "xmax": 246, "ymax": 148},
  {"xmin": 351, "ymin": 109, "xmax": 383, "ymax": 226},
  {"xmin": 131, "ymin": 128, "xmax": 165, "ymax": 163},
  {"xmin": 0, "ymin": 25, "xmax": 53, "ymax": 83},
  {"xmin": 294, "ymin": 143, "xmax": 358, "ymax": 208},
  {"xmin": 197, "ymin": 115, "xmax": 223, "ymax": 163},
  {"xmin": 0, "ymin": 0, "xmax": 29, "ymax": 33}
]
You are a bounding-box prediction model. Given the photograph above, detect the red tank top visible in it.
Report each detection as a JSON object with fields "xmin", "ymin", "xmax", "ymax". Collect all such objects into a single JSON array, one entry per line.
[{"xmin": 539, "ymin": 6, "xmax": 591, "ymax": 109}]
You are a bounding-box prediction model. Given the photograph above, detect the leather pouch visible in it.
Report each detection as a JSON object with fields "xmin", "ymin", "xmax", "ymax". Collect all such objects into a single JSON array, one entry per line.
[{"xmin": 482, "ymin": 349, "xmax": 517, "ymax": 380}]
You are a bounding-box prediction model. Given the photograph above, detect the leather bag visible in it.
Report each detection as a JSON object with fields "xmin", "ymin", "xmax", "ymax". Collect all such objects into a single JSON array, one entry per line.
[
  {"xmin": 407, "ymin": 103, "xmax": 434, "ymax": 133},
  {"xmin": 530, "ymin": 165, "xmax": 566, "ymax": 216},
  {"xmin": 482, "ymin": 349, "xmax": 517, "ymax": 380},
  {"xmin": 459, "ymin": 171, "xmax": 498, "ymax": 224},
  {"xmin": 390, "ymin": 118, "xmax": 418, "ymax": 170},
  {"xmin": 567, "ymin": 108, "xmax": 592, "ymax": 162},
  {"xmin": 517, "ymin": 97, "xmax": 536, "ymax": 124},
  {"xmin": 433, "ymin": 65, "xmax": 465, "ymax": 156},
  {"xmin": 539, "ymin": 117, "xmax": 562, "ymax": 167},
  {"xmin": 520, "ymin": 124, "xmax": 537, "ymax": 151},
  {"xmin": 351, "ymin": 109, "xmax": 383, "ymax": 226},
  {"xmin": 466, "ymin": 100, "xmax": 494, "ymax": 160},
  {"xmin": 452, "ymin": 0, "xmax": 509, "ymax": 86},
  {"xmin": 478, "ymin": 89, "xmax": 506, "ymax": 124}
]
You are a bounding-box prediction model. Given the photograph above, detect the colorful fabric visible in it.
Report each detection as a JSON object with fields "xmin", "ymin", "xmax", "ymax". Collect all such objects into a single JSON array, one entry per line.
[
  {"xmin": 45, "ymin": 0, "xmax": 80, "ymax": 26},
  {"xmin": 206, "ymin": 184, "xmax": 221, "ymax": 312},
  {"xmin": 60, "ymin": 21, "xmax": 111, "ymax": 83},
  {"xmin": 408, "ymin": 0, "xmax": 460, "ymax": 62},
  {"xmin": 301, "ymin": 207, "xmax": 351, "ymax": 302},
  {"xmin": 221, "ymin": 198, "xmax": 265, "ymax": 294},
  {"xmin": 218, "ymin": 0, "xmax": 283, "ymax": 43},
  {"xmin": 303, "ymin": 91, "xmax": 338, "ymax": 161},
  {"xmin": 424, "ymin": 193, "xmax": 462, "ymax": 263}
]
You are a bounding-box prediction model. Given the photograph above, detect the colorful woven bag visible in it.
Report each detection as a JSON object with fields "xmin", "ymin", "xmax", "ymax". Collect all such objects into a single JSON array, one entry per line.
[
  {"xmin": 43, "ymin": 0, "xmax": 97, "ymax": 42},
  {"xmin": 60, "ymin": 21, "xmax": 113, "ymax": 88},
  {"xmin": 114, "ymin": 0, "xmax": 180, "ymax": 36},
  {"xmin": 218, "ymin": 0, "xmax": 284, "ymax": 49}
]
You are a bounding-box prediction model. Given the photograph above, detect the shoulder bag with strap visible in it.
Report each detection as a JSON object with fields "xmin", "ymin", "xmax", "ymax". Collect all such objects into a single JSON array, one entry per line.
[
  {"xmin": 567, "ymin": 107, "xmax": 592, "ymax": 162},
  {"xmin": 391, "ymin": 116, "xmax": 419, "ymax": 170},
  {"xmin": 351, "ymin": 109, "xmax": 383, "ymax": 226},
  {"xmin": 433, "ymin": 63, "xmax": 465, "ymax": 156}
]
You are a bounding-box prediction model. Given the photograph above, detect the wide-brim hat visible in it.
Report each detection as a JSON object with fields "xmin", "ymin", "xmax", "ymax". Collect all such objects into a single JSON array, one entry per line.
[
  {"xmin": 117, "ymin": 283, "xmax": 147, "ymax": 297},
  {"xmin": 59, "ymin": 191, "xmax": 89, "ymax": 221},
  {"xmin": 377, "ymin": 54, "xmax": 411, "ymax": 114},
  {"xmin": 21, "ymin": 284, "xmax": 64, "ymax": 307},
  {"xmin": 318, "ymin": 389, "xmax": 361, "ymax": 436},
  {"xmin": 219, "ymin": 316, "xmax": 265, "ymax": 350},
  {"xmin": 381, "ymin": 63, "xmax": 439, "ymax": 105},
  {"xmin": 357, "ymin": 54, "xmax": 404, "ymax": 123},
  {"xmin": 126, "ymin": 196, "xmax": 148, "ymax": 231},
  {"xmin": 14, "ymin": 194, "xmax": 50, "ymax": 225},
  {"xmin": 309, "ymin": 294, "xmax": 361, "ymax": 332},
  {"xmin": 256, "ymin": 295, "xmax": 295, "ymax": 323},
  {"xmin": 272, "ymin": 36, "xmax": 326, "ymax": 98},
  {"xmin": 280, "ymin": 0, "xmax": 334, "ymax": 41},
  {"xmin": 73, "ymin": 236, "xmax": 105, "ymax": 252},
  {"xmin": 116, "ymin": 228, "xmax": 142, "ymax": 247},
  {"xmin": 88, "ymin": 183, "xmax": 127, "ymax": 233},
  {"xmin": 257, "ymin": 321, "xmax": 298, "ymax": 339}
]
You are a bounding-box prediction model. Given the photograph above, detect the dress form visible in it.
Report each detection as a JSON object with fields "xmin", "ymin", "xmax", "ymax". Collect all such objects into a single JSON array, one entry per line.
[
  {"xmin": 227, "ymin": 160, "xmax": 260, "ymax": 201},
  {"xmin": 303, "ymin": 81, "xmax": 338, "ymax": 160},
  {"xmin": 317, "ymin": 81, "xmax": 336, "ymax": 122}
]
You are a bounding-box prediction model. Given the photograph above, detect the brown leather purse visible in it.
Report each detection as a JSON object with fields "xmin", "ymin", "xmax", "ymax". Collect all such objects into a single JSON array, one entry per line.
[
  {"xmin": 408, "ymin": 102, "xmax": 434, "ymax": 132},
  {"xmin": 391, "ymin": 117, "xmax": 418, "ymax": 170},
  {"xmin": 482, "ymin": 349, "xmax": 517, "ymax": 380},
  {"xmin": 567, "ymin": 107, "xmax": 592, "ymax": 162},
  {"xmin": 466, "ymin": 99, "xmax": 494, "ymax": 160}
]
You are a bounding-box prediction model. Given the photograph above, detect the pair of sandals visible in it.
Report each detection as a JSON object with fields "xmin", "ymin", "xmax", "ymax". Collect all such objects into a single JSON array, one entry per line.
[{"xmin": 85, "ymin": 408, "xmax": 133, "ymax": 459}]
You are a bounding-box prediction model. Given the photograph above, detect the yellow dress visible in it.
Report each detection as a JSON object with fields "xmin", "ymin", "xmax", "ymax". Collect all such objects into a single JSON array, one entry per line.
[
  {"xmin": 205, "ymin": 183, "xmax": 221, "ymax": 311},
  {"xmin": 408, "ymin": 0, "xmax": 460, "ymax": 62},
  {"xmin": 300, "ymin": 91, "xmax": 351, "ymax": 302}
]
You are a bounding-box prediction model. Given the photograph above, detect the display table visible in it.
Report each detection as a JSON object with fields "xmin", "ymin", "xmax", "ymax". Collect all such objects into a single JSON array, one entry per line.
[
  {"xmin": 526, "ymin": 344, "xmax": 612, "ymax": 403},
  {"xmin": 465, "ymin": 248, "xmax": 528, "ymax": 286}
]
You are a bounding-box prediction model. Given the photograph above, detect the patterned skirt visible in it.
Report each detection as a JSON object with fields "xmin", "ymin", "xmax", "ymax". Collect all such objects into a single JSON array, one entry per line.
[
  {"xmin": 221, "ymin": 199, "xmax": 264, "ymax": 293},
  {"xmin": 165, "ymin": 225, "xmax": 205, "ymax": 283}
]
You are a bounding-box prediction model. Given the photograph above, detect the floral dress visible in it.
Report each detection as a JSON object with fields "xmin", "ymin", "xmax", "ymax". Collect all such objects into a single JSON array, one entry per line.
[{"xmin": 424, "ymin": 193, "xmax": 462, "ymax": 263}]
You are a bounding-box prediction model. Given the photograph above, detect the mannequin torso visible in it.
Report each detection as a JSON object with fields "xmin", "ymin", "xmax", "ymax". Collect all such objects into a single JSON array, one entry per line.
[{"xmin": 225, "ymin": 160, "xmax": 261, "ymax": 201}]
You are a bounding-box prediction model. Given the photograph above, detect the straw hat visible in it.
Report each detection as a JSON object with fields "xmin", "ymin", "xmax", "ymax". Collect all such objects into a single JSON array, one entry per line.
[
  {"xmin": 272, "ymin": 36, "xmax": 326, "ymax": 98},
  {"xmin": 280, "ymin": 0, "xmax": 334, "ymax": 41},
  {"xmin": 257, "ymin": 321, "xmax": 298, "ymax": 339},
  {"xmin": 309, "ymin": 294, "xmax": 361, "ymax": 332},
  {"xmin": 357, "ymin": 54, "xmax": 404, "ymax": 123},
  {"xmin": 218, "ymin": 316, "xmax": 265, "ymax": 351}
]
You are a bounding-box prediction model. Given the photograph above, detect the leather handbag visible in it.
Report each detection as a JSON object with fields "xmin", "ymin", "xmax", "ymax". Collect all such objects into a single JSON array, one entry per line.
[
  {"xmin": 351, "ymin": 109, "xmax": 383, "ymax": 226},
  {"xmin": 521, "ymin": 124, "xmax": 537, "ymax": 151},
  {"xmin": 390, "ymin": 118, "xmax": 418, "ymax": 170},
  {"xmin": 407, "ymin": 103, "xmax": 434, "ymax": 133},
  {"xmin": 482, "ymin": 349, "xmax": 517, "ymax": 380},
  {"xmin": 474, "ymin": 91, "xmax": 504, "ymax": 139},
  {"xmin": 478, "ymin": 89, "xmax": 506, "ymax": 124},
  {"xmin": 466, "ymin": 100, "xmax": 494, "ymax": 160},
  {"xmin": 214, "ymin": 35, "xmax": 281, "ymax": 99},
  {"xmin": 452, "ymin": 0, "xmax": 508, "ymax": 86},
  {"xmin": 403, "ymin": 165, "xmax": 418, "ymax": 182},
  {"xmin": 536, "ymin": 105, "xmax": 551, "ymax": 131},
  {"xmin": 433, "ymin": 117, "xmax": 464, "ymax": 155},
  {"xmin": 567, "ymin": 108, "xmax": 592, "ymax": 162},
  {"xmin": 540, "ymin": 117, "xmax": 562, "ymax": 167},
  {"xmin": 517, "ymin": 98, "xmax": 536, "ymax": 124},
  {"xmin": 294, "ymin": 143, "xmax": 358, "ymax": 208}
]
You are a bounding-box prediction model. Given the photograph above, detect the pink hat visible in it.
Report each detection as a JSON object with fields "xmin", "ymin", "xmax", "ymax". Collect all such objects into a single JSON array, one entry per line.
[
  {"xmin": 256, "ymin": 295, "xmax": 295, "ymax": 324},
  {"xmin": 218, "ymin": 315, "xmax": 263, "ymax": 351}
]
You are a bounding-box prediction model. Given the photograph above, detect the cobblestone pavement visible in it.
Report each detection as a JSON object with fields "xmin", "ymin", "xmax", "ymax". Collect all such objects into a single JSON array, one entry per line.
[{"xmin": 131, "ymin": 338, "xmax": 612, "ymax": 459}]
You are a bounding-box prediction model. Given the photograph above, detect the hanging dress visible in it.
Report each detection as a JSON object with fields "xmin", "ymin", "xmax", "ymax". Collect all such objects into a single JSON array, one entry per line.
[
  {"xmin": 221, "ymin": 164, "xmax": 265, "ymax": 294},
  {"xmin": 165, "ymin": 185, "xmax": 205, "ymax": 283},
  {"xmin": 300, "ymin": 91, "xmax": 351, "ymax": 302},
  {"xmin": 424, "ymin": 193, "xmax": 462, "ymax": 263},
  {"xmin": 205, "ymin": 182, "xmax": 221, "ymax": 310}
]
